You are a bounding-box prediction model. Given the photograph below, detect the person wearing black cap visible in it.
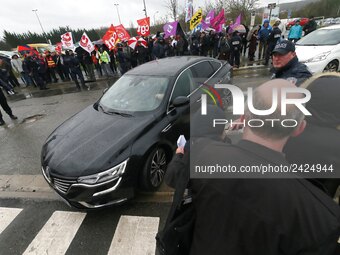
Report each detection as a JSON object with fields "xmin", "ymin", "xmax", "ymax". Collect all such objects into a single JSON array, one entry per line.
[{"xmin": 271, "ymin": 39, "xmax": 312, "ymax": 86}]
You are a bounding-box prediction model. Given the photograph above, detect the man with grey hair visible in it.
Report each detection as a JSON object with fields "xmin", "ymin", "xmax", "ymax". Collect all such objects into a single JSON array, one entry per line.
[{"xmin": 189, "ymin": 79, "xmax": 340, "ymax": 255}]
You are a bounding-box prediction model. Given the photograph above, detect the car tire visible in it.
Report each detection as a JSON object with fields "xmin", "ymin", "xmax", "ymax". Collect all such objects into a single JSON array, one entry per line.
[
  {"xmin": 140, "ymin": 147, "xmax": 167, "ymax": 191},
  {"xmin": 323, "ymin": 60, "xmax": 339, "ymax": 72}
]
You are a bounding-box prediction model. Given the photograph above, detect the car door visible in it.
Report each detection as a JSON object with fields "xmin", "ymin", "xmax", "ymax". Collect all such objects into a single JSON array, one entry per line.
[{"xmin": 161, "ymin": 67, "xmax": 196, "ymax": 145}]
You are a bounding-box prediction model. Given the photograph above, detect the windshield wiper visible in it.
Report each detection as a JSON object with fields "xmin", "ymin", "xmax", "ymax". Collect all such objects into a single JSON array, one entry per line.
[
  {"xmin": 106, "ymin": 111, "xmax": 134, "ymax": 117},
  {"xmin": 98, "ymin": 104, "xmax": 107, "ymax": 113}
]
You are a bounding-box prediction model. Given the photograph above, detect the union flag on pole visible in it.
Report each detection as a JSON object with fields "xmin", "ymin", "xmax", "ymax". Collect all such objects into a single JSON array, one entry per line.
[
  {"xmin": 114, "ymin": 24, "xmax": 131, "ymax": 41},
  {"xmin": 61, "ymin": 32, "xmax": 74, "ymax": 49},
  {"xmin": 136, "ymin": 17, "xmax": 150, "ymax": 37},
  {"xmin": 79, "ymin": 32, "xmax": 95, "ymax": 53},
  {"xmin": 102, "ymin": 25, "xmax": 119, "ymax": 50}
]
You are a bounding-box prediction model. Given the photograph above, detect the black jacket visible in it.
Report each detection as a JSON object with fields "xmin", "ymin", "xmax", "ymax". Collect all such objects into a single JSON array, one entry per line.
[
  {"xmin": 272, "ymin": 56, "xmax": 312, "ymax": 86},
  {"xmin": 230, "ymin": 35, "xmax": 242, "ymax": 51},
  {"xmin": 268, "ymin": 27, "xmax": 282, "ymax": 45},
  {"xmin": 190, "ymin": 139, "xmax": 340, "ymax": 255}
]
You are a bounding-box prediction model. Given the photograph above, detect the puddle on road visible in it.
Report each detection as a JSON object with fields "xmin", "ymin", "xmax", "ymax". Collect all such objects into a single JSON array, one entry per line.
[{"xmin": 21, "ymin": 114, "xmax": 46, "ymax": 124}]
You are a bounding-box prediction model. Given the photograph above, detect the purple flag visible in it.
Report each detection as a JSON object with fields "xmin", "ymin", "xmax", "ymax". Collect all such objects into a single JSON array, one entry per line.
[
  {"xmin": 201, "ymin": 9, "xmax": 215, "ymax": 30},
  {"xmin": 163, "ymin": 21, "xmax": 178, "ymax": 39},
  {"xmin": 229, "ymin": 14, "xmax": 242, "ymax": 33},
  {"xmin": 211, "ymin": 9, "xmax": 225, "ymax": 32}
]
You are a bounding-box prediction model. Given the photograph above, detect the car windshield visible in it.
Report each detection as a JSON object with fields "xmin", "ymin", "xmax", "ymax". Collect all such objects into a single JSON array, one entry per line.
[
  {"xmin": 297, "ymin": 28, "xmax": 340, "ymax": 45},
  {"xmin": 99, "ymin": 75, "xmax": 169, "ymax": 113}
]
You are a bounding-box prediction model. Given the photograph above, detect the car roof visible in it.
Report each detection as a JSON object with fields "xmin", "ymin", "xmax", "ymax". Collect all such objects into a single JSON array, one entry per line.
[
  {"xmin": 319, "ymin": 24, "xmax": 340, "ymax": 30},
  {"xmin": 126, "ymin": 56, "xmax": 218, "ymax": 77}
]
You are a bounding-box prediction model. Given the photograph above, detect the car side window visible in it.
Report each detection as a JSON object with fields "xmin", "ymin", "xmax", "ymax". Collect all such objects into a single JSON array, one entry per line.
[
  {"xmin": 191, "ymin": 61, "xmax": 215, "ymax": 79},
  {"xmin": 210, "ymin": 61, "xmax": 222, "ymax": 72},
  {"xmin": 170, "ymin": 68, "xmax": 195, "ymax": 103}
]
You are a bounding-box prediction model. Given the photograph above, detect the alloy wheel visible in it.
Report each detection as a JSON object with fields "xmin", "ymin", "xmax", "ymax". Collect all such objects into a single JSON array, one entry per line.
[{"xmin": 149, "ymin": 148, "xmax": 167, "ymax": 188}]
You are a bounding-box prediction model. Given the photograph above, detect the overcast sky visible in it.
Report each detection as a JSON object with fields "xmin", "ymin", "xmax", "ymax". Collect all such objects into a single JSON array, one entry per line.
[{"xmin": 0, "ymin": 0, "xmax": 299, "ymax": 39}]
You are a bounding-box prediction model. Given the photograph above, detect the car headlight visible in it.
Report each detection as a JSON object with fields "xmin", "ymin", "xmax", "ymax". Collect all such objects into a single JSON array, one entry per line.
[
  {"xmin": 305, "ymin": 51, "xmax": 331, "ymax": 63},
  {"xmin": 77, "ymin": 159, "xmax": 128, "ymax": 185}
]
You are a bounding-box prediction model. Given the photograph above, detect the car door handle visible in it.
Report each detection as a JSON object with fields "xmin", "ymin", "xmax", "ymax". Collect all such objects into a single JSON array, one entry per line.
[{"xmin": 162, "ymin": 123, "xmax": 173, "ymax": 133}]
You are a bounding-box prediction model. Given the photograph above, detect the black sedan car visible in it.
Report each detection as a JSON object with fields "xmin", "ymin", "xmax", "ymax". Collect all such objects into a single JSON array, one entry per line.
[{"xmin": 41, "ymin": 56, "xmax": 232, "ymax": 209}]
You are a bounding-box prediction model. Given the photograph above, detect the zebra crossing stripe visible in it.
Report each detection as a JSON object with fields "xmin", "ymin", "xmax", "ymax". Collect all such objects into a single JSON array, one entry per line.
[
  {"xmin": 108, "ymin": 215, "xmax": 160, "ymax": 255},
  {"xmin": 0, "ymin": 207, "xmax": 22, "ymax": 234},
  {"xmin": 23, "ymin": 211, "xmax": 86, "ymax": 255}
]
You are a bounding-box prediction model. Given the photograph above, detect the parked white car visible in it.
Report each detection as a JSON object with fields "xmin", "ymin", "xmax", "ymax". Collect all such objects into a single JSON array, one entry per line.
[{"xmin": 296, "ymin": 24, "xmax": 340, "ymax": 73}]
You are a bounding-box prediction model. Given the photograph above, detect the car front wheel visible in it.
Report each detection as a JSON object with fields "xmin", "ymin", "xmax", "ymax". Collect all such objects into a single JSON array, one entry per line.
[
  {"xmin": 323, "ymin": 60, "xmax": 339, "ymax": 72},
  {"xmin": 140, "ymin": 147, "xmax": 167, "ymax": 191}
]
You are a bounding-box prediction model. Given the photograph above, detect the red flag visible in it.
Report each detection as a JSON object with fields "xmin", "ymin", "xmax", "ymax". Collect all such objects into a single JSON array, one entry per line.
[
  {"xmin": 114, "ymin": 24, "xmax": 131, "ymax": 42},
  {"xmin": 211, "ymin": 9, "xmax": 225, "ymax": 33},
  {"xmin": 102, "ymin": 25, "xmax": 119, "ymax": 50},
  {"xmin": 136, "ymin": 17, "xmax": 150, "ymax": 37}
]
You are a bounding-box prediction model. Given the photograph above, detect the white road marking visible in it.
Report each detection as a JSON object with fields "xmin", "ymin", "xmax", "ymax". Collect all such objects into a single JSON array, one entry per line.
[
  {"xmin": 108, "ymin": 215, "xmax": 160, "ymax": 255},
  {"xmin": 23, "ymin": 211, "xmax": 86, "ymax": 255},
  {"xmin": 0, "ymin": 207, "xmax": 22, "ymax": 234}
]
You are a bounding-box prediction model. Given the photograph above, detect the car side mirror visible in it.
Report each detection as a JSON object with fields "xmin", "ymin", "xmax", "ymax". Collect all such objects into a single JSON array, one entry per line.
[
  {"xmin": 103, "ymin": 88, "xmax": 108, "ymax": 94},
  {"xmin": 172, "ymin": 96, "xmax": 190, "ymax": 107}
]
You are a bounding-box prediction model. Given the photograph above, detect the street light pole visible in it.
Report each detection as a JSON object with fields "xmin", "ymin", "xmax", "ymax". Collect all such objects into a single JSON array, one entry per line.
[
  {"xmin": 32, "ymin": 9, "xmax": 49, "ymax": 44},
  {"xmin": 142, "ymin": 0, "xmax": 148, "ymax": 17},
  {"xmin": 114, "ymin": 3, "xmax": 122, "ymax": 25},
  {"xmin": 153, "ymin": 11, "xmax": 159, "ymax": 26}
]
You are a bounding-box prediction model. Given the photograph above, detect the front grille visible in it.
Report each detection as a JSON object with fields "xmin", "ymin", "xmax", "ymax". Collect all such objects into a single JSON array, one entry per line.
[{"xmin": 52, "ymin": 177, "xmax": 77, "ymax": 194}]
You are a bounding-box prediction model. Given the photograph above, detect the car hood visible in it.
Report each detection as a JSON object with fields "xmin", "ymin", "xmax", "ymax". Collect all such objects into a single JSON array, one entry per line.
[
  {"xmin": 43, "ymin": 105, "xmax": 155, "ymax": 177},
  {"xmin": 295, "ymin": 45, "xmax": 335, "ymax": 62}
]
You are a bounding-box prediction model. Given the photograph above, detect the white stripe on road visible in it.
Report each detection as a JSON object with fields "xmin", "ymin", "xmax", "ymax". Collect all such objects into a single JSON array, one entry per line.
[
  {"xmin": 0, "ymin": 207, "xmax": 22, "ymax": 234},
  {"xmin": 108, "ymin": 215, "xmax": 160, "ymax": 255},
  {"xmin": 23, "ymin": 211, "xmax": 86, "ymax": 255}
]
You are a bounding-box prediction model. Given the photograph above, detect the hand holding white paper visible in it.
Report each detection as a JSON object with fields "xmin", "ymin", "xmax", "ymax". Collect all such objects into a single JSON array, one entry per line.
[{"xmin": 177, "ymin": 135, "xmax": 187, "ymax": 148}]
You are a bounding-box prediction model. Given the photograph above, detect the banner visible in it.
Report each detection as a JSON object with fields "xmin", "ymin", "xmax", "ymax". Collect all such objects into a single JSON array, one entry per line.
[
  {"xmin": 211, "ymin": 9, "xmax": 225, "ymax": 32},
  {"xmin": 61, "ymin": 32, "xmax": 74, "ymax": 49},
  {"xmin": 137, "ymin": 17, "xmax": 150, "ymax": 37},
  {"xmin": 190, "ymin": 8, "xmax": 203, "ymax": 31},
  {"xmin": 163, "ymin": 21, "xmax": 178, "ymax": 39},
  {"xmin": 202, "ymin": 9, "xmax": 215, "ymax": 29},
  {"xmin": 114, "ymin": 24, "xmax": 131, "ymax": 41},
  {"xmin": 79, "ymin": 32, "xmax": 95, "ymax": 53},
  {"xmin": 102, "ymin": 25, "xmax": 119, "ymax": 50},
  {"xmin": 185, "ymin": 0, "xmax": 193, "ymax": 22}
]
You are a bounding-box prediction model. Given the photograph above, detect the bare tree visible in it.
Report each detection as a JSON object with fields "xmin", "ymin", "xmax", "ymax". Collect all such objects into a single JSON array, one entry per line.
[
  {"xmin": 165, "ymin": 0, "xmax": 178, "ymax": 21},
  {"xmin": 224, "ymin": 0, "xmax": 259, "ymax": 23}
]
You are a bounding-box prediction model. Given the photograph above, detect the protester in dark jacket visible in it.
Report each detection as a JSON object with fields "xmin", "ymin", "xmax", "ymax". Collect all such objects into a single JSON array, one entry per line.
[
  {"xmin": 229, "ymin": 31, "xmax": 242, "ymax": 68},
  {"xmin": 152, "ymin": 38, "xmax": 165, "ymax": 59},
  {"xmin": 63, "ymin": 50, "xmax": 89, "ymax": 90},
  {"xmin": 165, "ymin": 105, "xmax": 226, "ymax": 188},
  {"xmin": 0, "ymin": 87, "xmax": 17, "ymax": 126},
  {"xmin": 265, "ymin": 20, "xmax": 282, "ymax": 65},
  {"xmin": 257, "ymin": 19, "xmax": 272, "ymax": 59},
  {"xmin": 271, "ymin": 40, "xmax": 312, "ymax": 86}
]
